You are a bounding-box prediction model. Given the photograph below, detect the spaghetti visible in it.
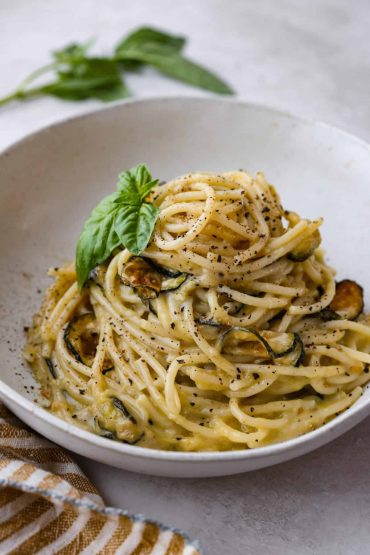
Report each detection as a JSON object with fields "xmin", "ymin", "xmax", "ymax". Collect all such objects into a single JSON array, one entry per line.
[{"xmin": 25, "ymin": 170, "xmax": 370, "ymax": 451}]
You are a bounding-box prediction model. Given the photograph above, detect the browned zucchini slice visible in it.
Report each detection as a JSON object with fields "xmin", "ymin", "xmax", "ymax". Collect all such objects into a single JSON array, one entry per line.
[
  {"xmin": 288, "ymin": 229, "xmax": 321, "ymax": 262},
  {"xmin": 148, "ymin": 260, "xmax": 183, "ymax": 278},
  {"xmin": 315, "ymin": 307, "xmax": 340, "ymax": 322},
  {"xmin": 220, "ymin": 327, "xmax": 305, "ymax": 367},
  {"xmin": 329, "ymin": 279, "xmax": 364, "ymax": 320},
  {"xmin": 64, "ymin": 313, "xmax": 99, "ymax": 366},
  {"xmin": 120, "ymin": 257, "xmax": 162, "ymax": 300},
  {"xmin": 120, "ymin": 256, "xmax": 188, "ymax": 299}
]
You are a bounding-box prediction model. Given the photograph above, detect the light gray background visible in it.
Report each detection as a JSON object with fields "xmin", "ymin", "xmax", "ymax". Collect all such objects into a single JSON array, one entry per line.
[{"xmin": 1, "ymin": 1, "xmax": 370, "ymax": 553}]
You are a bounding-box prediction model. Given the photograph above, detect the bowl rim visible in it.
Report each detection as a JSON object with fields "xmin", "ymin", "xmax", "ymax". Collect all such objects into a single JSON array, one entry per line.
[{"xmin": 1, "ymin": 95, "xmax": 369, "ymax": 463}]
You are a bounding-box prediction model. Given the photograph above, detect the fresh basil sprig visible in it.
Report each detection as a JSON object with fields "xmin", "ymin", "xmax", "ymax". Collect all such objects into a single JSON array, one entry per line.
[
  {"xmin": 76, "ymin": 164, "xmax": 159, "ymax": 289},
  {"xmin": 0, "ymin": 41, "xmax": 129, "ymax": 106},
  {"xmin": 0, "ymin": 27, "xmax": 233, "ymax": 108},
  {"xmin": 114, "ymin": 28, "xmax": 233, "ymax": 95}
]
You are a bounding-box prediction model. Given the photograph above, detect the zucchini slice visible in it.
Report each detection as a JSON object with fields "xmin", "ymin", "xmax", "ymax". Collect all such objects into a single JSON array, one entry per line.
[
  {"xmin": 314, "ymin": 307, "xmax": 340, "ymax": 322},
  {"xmin": 329, "ymin": 279, "xmax": 364, "ymax": 320},
  {"xmin": 64, "ymin": 313, "xmax": 99, "ymax": 366},
  {"xmin": 220, "ymin": 327, "xmax": 305, "ymax": 367},
  {"xmin": 120, "ymin": 257, "xmax": 162, "ymax": 300},
  {"xmin": 94, "ymin": 401, "xmax": 142, "ymax": 444},
  {"xmin": 195, "ymin": 316, "xmax": 223, "ymax": 327},
  {"xmin": 94, "ymin": 419, "xmax": 143, "ymax": 444},
  {"xmin": 88, "ymin": 264, "xmax": 107, "ymax": 287},
  {"xmin": 121, "ymin": 256, "xmax": 188, "ymax": 299},
  {"xmin": 44, "ymin": 357, "xmax": 57, "ymax": 379},
  {"xmin": 148, "ymin": 260, "xmax": 183, "ymax": 278},
  {"xmin": 122, "ymin": 433, "xmax": 144, "ymax": 446},
  {"xmin": 161, "ymin": 273, "xmax": 188, "ymax": 291},
  {"xmin": 276, "ymin": 334, "xmax": 305, "ymax": 367},
  {"xmin": 147, "ymin": 299, "xmax": 158, "ymax": 316},
  {"xmin": 112, "ymin": 397, "xmax": 136, "ymax": 423},
  {"xmin": 94, "ymin": 417, "xmax": 116, "ymax": 440},
  {"xmin": 262, "ymin": 331, "xmax": 298, "ymax": 358},
  {"xmin": 288, "ymin": 229, "xmax": 321, "ymax": 262}
]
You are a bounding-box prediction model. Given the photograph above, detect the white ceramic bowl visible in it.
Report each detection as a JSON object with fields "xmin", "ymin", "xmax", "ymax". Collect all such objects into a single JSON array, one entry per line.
[{"xmin": 0, "ymin": 97, "xmax": 369, "ymax": 478}]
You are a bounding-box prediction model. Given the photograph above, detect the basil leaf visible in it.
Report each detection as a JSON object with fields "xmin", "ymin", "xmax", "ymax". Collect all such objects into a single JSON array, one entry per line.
[
  {"xmin": 94, "ymin": 80, "xmax": 129, "ymax": 101},
  {"xmin": 115, "ymin": 44, "xmax": 233, "ymax": 95},
  {"xmin": 115, "ymin": 26, "xmax": 232, "ymax": 94},
  {"xmin": 44, "ymin": 79, "xmax": 129, "ymax": 102},
  {"xmin": 76, "ymin": 193, "xmax": 121, "ymax": 288},
  {"xmin": 76, "ymin": 164, "xmax": 159, "ymax": 288},
  {"xmin": 53, "ymin": 40, "xmax": 94, "ymax": 64},
  {"xmin": 133, "ymin": 164, "xmax": 159, "ymax": 199},
  {"xmin": 115, "ymin": 27, "xmax": 185, "ymax": 56},
  {"xmin": 114, "ymin": 202, "xmax": 158, "ymax": 255},
  {"xmin": 151, "ymin": 54, "xmax": 233, "ymax": 94},
  {"xmin": 117, "ymin": 164, "xmax": 158, "ymax": 203},
  {"xmin": 43, "ymin": 58, "xmax": 129, "ymax": 102}
]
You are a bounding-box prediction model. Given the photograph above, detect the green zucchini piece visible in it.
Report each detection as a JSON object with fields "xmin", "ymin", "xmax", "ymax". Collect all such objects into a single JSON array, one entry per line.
[
  {"xmin": 64, "ymin": 313, "xmax": 98, "ymax": 366},
  {"xmin": 277, "ymin": 334, "xmax": 305, "ymax": 367},
  {"xmin": 94, "ymin": 422, "xmax": 145, "ymax": 445},
  {"xmin": 94, "ymin": 415, "xmax": 143, "ymax": 445},
  {"xmin": 94, "ymin": 417, "xmax": 116, "ymax": 440},
  {"xmin": 262, "ymin": 331, "xmax": 298, "ymax": 358},
  {"xmin": 329, "ymin": 279, "xmax": 364, "ymax": 320},
  {"xmin": 45, "ymin": 357, "xmax": 57, "ymax": 379},
  {"xmin": 220, "ymin": 326, "xmax": 305, "ymax": 367},
  {"xmin": 88, "ymin": 264, "xmax": 107, "ymax": 287},
  {"xmin": 147, "ymin": 299, "xmax": 158, "ymax": 316},
  {"xmin": 288, "ymin": 229, "xmax": 321, "ymax": 262},
  {"xmin": 112, "ymin": 397, "xmax": 136, "ymax": 423},
  {"xmin": 195, "ymin": 316, "xmax": 223, "ymax": 327},
  {"xmin": 122, "ymin": 433, "xmax": 145, "ymax": 445},
  {"xmin": 161, "ymin": 273, "xmax": 188, "ymax": 291},
  {"xmin": 147, "ymin": 259, "xmax": 183, "ymax": 277}
]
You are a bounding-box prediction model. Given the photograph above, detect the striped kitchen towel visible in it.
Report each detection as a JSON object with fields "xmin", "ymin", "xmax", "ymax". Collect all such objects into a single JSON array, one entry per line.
[{"xmin": 0, "ymin": 403, "xmax": 201, "ymax": 554}]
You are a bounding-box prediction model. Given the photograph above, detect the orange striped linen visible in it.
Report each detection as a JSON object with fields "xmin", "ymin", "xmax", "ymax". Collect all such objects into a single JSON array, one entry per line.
[{"xmin": 0, "ymin": 404, "xmax": 201, "ymax": 555}]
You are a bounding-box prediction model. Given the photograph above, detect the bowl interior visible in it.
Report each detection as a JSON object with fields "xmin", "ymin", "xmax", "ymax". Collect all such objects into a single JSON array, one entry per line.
[{"xmin": 0, "ymin": 97, "xmax": 369, "ymax": 453}]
